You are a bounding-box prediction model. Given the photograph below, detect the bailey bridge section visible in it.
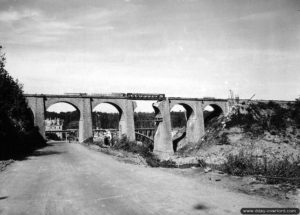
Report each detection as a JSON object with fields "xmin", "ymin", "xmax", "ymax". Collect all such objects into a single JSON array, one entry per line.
[{"xmin": 25, "ymin": 93, "xmax": 230, "ymax": 158}]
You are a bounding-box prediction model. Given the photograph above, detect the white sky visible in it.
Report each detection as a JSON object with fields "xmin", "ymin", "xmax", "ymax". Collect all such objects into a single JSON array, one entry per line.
[{"xmin": 1, "ymin": 0, "xmax": 300, "ymax": 112}]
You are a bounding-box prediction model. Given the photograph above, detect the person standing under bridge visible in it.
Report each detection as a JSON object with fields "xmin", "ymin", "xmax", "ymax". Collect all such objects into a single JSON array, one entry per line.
[{"xmin": 104, "ymin": 130, "xmax": 112, "ymax": 146}]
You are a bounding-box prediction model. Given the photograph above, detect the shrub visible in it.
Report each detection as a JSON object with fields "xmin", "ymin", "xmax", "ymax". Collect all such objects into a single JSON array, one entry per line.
[
  {"xmin": 112, "ymin": 135, "xmax": 177, "ymax": 167},
  {"xmin": 113, "ymin": 135, "xmax": 153, "ymax": 158},
  {"xmin": 226, "ymin": 101, "xmax": 294, "ymax": 137},
  {"xmin": 217, "ymin": 132, "xmax": 230, "ymax": 145},
  {"xmin": 221, "ymin": 151, "xmax": 300, "ymax": 185}
]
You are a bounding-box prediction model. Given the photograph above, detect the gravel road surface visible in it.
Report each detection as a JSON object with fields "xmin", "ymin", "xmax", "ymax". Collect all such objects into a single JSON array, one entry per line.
[{"xmin": 0, "ymin": 142, "xmax": 283, "ymax": 215}]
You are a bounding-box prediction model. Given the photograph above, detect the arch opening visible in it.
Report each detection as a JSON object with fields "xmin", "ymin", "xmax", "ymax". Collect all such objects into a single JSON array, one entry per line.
[
  {"xmin": 45, "ymin": 102, "xmax": 80, "ymax": 142},
  {"xmin": 134, "ymin": 100, "xmax": 157, "ymax": 151},
  {"xmin": 171, "ymin": 104, "xmax": 194, "ymax": 152},
  {"xmin": 203, "ymin": 104, "xmax": 224, "ymax": 130},
  {"xmin": 92, "ymin": 103, "xmax": 121, "ymax": 146}
]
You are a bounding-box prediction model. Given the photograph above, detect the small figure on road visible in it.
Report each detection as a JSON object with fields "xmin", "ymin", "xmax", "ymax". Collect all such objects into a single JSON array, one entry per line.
[{"xmin": 104, "ymin": 130, "xmax": 112, "ymax": 146}]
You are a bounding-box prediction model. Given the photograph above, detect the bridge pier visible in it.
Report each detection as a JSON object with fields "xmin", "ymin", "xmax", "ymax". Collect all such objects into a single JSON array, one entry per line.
[
  {"xmin": 119, "ymin": 100, "xmax": 136, "ymax": 141},
  {"xmin": 153, "ymin": 99, "xmax": 173, "ymax": 158},
  {"xmin": 78, "ymin": 98, "xmax": 93, "ymax": 143},
  {"xmin": 186, "ymin": 102, "xmax": 205, "ymax": 144},
  {"xmin": 26, "ymin": 97, "xmax": 46, "ymax": 139}
]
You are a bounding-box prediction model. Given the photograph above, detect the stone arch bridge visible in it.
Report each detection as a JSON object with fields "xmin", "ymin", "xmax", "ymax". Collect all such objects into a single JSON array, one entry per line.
[{"xmin": 25, "ymin": 93, "xmax": 230, "ymax": 157}]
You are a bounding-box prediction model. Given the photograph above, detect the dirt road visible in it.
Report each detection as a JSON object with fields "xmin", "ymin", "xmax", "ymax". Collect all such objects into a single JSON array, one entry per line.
[{"xmin": 0, "ymin": 142, "xmax": 284, "ymax": 215}]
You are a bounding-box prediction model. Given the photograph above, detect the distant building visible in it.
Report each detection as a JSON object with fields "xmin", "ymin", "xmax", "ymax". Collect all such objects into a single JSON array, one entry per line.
[{"xmin": 45, "ymin": 118, "xmax": 64, "ymax": 139}]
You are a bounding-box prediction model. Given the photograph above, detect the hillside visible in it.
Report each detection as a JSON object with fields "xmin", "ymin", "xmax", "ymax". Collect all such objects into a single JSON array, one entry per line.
[{"xmin": 175, "ymin": 99, "xmax": 300, "ymax": 185}]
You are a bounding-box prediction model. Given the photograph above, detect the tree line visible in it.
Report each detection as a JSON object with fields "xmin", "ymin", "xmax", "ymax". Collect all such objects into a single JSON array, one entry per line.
[{"xmin": 46, "ymin": 111, "xmax": 187, "ymax": 130}]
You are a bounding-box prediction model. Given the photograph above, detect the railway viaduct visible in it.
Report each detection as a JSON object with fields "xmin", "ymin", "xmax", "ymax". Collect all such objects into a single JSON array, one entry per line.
[{"xmin": 25, "ymin": 93, "xmax": 230, "ymax": 157}]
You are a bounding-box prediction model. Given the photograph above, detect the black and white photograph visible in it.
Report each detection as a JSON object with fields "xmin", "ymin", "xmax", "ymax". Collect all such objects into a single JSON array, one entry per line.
[{"xmin": 0, "ymin": 0, "xmax": 299, "ymax": 214}]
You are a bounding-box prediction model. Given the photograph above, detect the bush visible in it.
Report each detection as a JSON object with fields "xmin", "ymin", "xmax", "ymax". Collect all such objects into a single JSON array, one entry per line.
[
  {"xmin": 221, "ymin": 151, "xmax": 300, "ymax": 185},
  {"xmin": 218, "ymin": 132, "xmax": 230, "ymax": 145},
  {"xmin": 226, "ymin": 101, "xmax": 294, "ymax": 137},
  {"xmin": 113, "ymin": 135, "xmax": 153, "ymax": 159},
  {"xmin": 112, "ymin": 135, "xmax": 177, "ymax": 167}
]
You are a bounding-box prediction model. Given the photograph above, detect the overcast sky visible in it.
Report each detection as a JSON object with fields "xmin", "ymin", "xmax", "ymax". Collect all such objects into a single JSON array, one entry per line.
[{"xmin": 1, "ymin": 0, "xmax": 300, "ymax": 111}]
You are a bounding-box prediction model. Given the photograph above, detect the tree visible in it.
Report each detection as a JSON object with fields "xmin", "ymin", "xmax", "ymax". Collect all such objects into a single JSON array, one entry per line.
[{"xmin": 0, "ymin": 46, "xmax": 45, "ymax": 159}]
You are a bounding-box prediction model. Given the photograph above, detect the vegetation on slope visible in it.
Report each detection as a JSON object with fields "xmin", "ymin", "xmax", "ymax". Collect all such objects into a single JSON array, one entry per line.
[
  {"xmin": 177, "ymin": 100, "xmax": 300, "ymax": 185},
  {"xmin": 227, "ymin": 100, "xmax": 300, "ymax": 136},
  {"xmin": 93, "ymin": 135, "xmax": 176, "ymax": 168},
  {"xmin": 0, "ymin": 46, "xmax": 45, "ymax": 160}
]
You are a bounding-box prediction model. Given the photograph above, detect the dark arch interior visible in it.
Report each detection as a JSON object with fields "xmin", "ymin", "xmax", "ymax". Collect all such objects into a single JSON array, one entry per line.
[
  {"xmin": 204, "ymin": 104, "xmax": 224, "ymax": 128},
  {"xmin": 170, "ymin": 103, "xmax": 193, "ymax": 152},
  {"xmin": 45, "ymin": 102, "xmax": 80, "ymax": 141},
  {"xmin": 180, "ymin": 104, "xmax": 193, "ymax": 120},
  {"xmin": 152, "ymin": 105, "xmax": 161, "ymax": 127}
]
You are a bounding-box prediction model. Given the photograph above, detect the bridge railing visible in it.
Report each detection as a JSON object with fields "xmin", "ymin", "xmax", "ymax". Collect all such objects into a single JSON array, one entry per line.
[
  {"xmin": 46, "ymin": 127, "xmax": 156, "ymax": 146},
  {"xmin": 135, "ymin": 128, "xmax": 155, "ymax": 139},
  {"xmin": 45, "ymin": 129, "xmax": 78, "ymax": 142}
]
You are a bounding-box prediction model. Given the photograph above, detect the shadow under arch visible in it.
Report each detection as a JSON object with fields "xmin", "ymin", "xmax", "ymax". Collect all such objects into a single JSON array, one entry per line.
[
  {"xmin": 152, "ymin": 104, "xmax": 162, "ymax": 126},
  {"xmin": 170, "ymin": 103, "xmax": 195, "ymax": 152},
  {"xmin": 149, "ymin": 103, "xmax": 163, "ymax": 152},
  {"xmin": 204, "ymin": 104, "xmax": 224, "ymax": 127},
  {"xmin": 176, "ymin": 103, "xmax": 194, "ymax": 120}
]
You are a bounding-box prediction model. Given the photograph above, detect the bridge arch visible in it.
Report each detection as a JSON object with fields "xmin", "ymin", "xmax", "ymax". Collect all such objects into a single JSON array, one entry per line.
[
  {"xmin": 169, "ymin": 103, "xmax": 195, "ymax": 120},
  {"xmin": 169, "ymin": 102, "xmax": 195, "ymax": 152},
  {"xmin": 203, "ymin": 103, "xmax": 224, "ymax": 129},
  {"xmin": 45, "ymin": 102, "xmax": 80, "ymax": 141},
  {"xmin": 92, "ymin": 101, "xmax": 123, "ymax": 115},
  {"xmin": 45, "ymin": 98, "xmax": 81, "ymax": 112},
  {"xmin": 92, "ymin": 102, "xmax": 122, "ymax": 144},
  {"xmin": 133, "ymin": 100, "xmax": 157, "ymax": 150},
  {"xmin": 92, "ymin": 99, "xmax": 135, "ymax": 140},
  {"xmin": 92, "ymin": 100, "xmax": 124, "ymax": 123}
]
